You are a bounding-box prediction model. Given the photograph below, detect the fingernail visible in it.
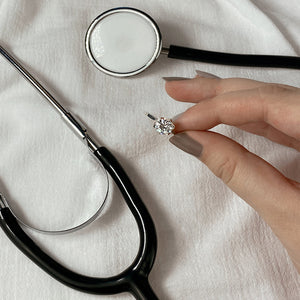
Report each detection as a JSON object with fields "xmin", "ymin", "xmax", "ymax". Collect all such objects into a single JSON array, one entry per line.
[
  {"xmin": 163, "ymin": 77, "xmax": 190, "ymax": 81},
  {"xmin": 195, "ymin": 70, "xmax": 220, "ymax": 79},
  {"xmin": 169, "ymin": 133, "xmax": 203, "ymax": 158},
  {"xmin": 171, "ymin": 113, "xmax": 184, "ymax": 122}
]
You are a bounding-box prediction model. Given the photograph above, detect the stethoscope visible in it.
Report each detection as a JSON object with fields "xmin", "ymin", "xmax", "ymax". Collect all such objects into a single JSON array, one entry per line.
[
  {"xmin": 1, "ymin": 6, "xmax": 300, "ymax": 300},
  {"xmin": 85, "ymin": 7, "xmax": 300, "ymax": 77}
]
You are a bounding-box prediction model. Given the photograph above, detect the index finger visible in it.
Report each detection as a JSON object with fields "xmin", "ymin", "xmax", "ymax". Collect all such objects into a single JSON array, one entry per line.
[
  {"xmin": 165, "ymin": 77, "xmax": 267, "ymax": 103},
  {"xmin": 173, "ymin": 84, "xmax": 300, "ymax": 141}
]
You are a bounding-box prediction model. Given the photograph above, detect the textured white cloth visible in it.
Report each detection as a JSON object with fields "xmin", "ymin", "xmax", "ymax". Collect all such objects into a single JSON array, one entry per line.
[{"xmin": 0, "ymin": 0, "xmax": 300, "ymax": 299}]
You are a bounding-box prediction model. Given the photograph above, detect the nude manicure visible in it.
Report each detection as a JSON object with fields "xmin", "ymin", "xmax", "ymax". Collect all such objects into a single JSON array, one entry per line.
[
  {"xmin": 169, "ymin": 133, "xmax": 203, "ymax": 158},
  {"xmin": 163, "ymin": 77, "xmax": 190, "ymax": 81},
  {"xmin": 195, "ymin": 70, "xmax": 220, "ymax": 79}
]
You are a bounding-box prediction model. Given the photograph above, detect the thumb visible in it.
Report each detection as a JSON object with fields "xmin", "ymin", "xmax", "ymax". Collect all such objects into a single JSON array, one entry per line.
[{"xmin": 169, "ymin": 131, "xmax": 300, "ymax": 233}]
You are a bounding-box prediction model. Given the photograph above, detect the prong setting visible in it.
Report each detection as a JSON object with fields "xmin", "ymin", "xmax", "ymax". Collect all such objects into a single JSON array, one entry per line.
[{"xmin": 146, "ymin": 113, "xmax": 175, "ymax": 135}]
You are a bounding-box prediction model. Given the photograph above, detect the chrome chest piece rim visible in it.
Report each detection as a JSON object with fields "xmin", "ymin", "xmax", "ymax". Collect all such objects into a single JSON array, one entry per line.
[{"xmin": 85, "ymin": 7, "xmax": 162, "ymax": 77}]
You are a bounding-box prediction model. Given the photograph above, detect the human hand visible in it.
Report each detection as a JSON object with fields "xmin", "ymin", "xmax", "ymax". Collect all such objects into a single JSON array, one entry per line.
[{"xmin": 166, "ymin": 73, "xmax": 300, "ymax": 272}]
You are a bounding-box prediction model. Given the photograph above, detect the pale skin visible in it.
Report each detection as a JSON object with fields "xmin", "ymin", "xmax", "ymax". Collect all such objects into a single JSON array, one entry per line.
[{"xmin": 165, "ymin": 76, "xmax": 300, "ymax": 273}]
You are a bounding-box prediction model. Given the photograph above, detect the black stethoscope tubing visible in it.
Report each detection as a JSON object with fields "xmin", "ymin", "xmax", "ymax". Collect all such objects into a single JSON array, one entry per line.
[
  {"xmin": 166, "ymin": 44, "xmax": 300, "ymax": 69},
  {"xmin": 0, "ymin": 147, "xmax": 158, "ymax": 299}
]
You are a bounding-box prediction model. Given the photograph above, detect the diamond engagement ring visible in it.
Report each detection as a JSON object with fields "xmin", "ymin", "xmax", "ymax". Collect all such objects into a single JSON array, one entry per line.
[{"xmin": 146, "ymin": 113, "xmax": 175, "ymax": 135}]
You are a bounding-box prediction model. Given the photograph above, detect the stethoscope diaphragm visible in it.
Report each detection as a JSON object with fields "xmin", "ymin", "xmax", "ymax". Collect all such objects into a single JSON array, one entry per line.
[{"xmin": 85, "ymin": 7, "xmax": 162, "ymax": 77}]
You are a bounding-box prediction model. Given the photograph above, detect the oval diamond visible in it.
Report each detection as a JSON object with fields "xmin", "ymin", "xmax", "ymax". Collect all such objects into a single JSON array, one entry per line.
[{"xmin": 153, "ymin": 117, "xmax": 175, "ymax": 135}]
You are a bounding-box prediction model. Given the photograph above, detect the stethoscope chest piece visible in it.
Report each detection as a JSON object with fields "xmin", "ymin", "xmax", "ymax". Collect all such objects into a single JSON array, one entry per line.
[
  {"xmin": 85, "ymin": 7, "xmax": 162, "ymax": 77},
  {"xmin": 86, "ymin": 7, "xmax": 300, "ymax": 76}
]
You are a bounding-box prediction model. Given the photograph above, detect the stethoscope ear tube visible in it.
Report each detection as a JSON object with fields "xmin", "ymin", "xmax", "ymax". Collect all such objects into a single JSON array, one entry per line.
[
  {"xmin": 0, "ymin": 146, "xmax": 159, "ymax": 300},
  {"xmin": 167, "ymin": 45, "xmax": 300, "ymax": 69}
]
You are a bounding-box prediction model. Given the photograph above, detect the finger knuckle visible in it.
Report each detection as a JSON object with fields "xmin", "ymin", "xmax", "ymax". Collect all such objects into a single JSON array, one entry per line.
[
  {"xmin": 257, "ymin": 84, "xmax": 292, "ymax": 100},
  {"xmin": 214, "ymin": 79, "xmax": 227, "ymax": 95},
  {"xmin": 214, "ymin": 156, "xmax": 238, "ymax": 185},
  {"xmin": 257, "ymin": 84, "xmax": 296, "ymax": 123}
]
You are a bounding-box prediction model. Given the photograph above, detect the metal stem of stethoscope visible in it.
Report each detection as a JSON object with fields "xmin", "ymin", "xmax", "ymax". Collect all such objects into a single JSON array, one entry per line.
[
  {"xmin": 0, "ymin": 45, "xmax": 108, "ymax": 235},
  {"xmin": 0, "ymin": 45, "xmax": 159, "ymax": 299},
  {"xmin": 0, "ymin": 45, "xmax": 99, "ymax": 153}
]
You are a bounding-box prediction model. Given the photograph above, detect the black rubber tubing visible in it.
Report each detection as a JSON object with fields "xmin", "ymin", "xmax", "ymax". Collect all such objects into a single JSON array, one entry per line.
[
  {"xmin": 0, "ymin": 146, "xmax": 158, "ymax": 300},
  {"xmin": 168, "ymin": 45, "xmax": 300, "ymax": 69}
]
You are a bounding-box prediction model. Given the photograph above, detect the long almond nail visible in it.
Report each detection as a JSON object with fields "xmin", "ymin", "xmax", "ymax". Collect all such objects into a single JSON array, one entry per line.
[
  {"xmin": 169, "ymin": 133, "xmax": 203, "ymax": 158},
  {"xmin": 163, "ymin": 77, "xmax": 190, "ymax": 81},
  {"xmin": 195, "ymin": 70, "xmax": 220, "ymax": 79}
]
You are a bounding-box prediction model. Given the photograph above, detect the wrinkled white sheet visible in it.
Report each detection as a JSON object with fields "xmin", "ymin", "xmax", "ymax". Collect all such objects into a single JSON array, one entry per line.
[{"xmin": 0, "ymin": 0, "xmax": 300, "ymax": 299}]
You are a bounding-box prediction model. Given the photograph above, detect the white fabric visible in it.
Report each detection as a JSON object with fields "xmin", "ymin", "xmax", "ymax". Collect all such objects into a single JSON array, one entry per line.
[{"xmin": 0, "ymin": 0, "xmax": 300, "ymax": 299}]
